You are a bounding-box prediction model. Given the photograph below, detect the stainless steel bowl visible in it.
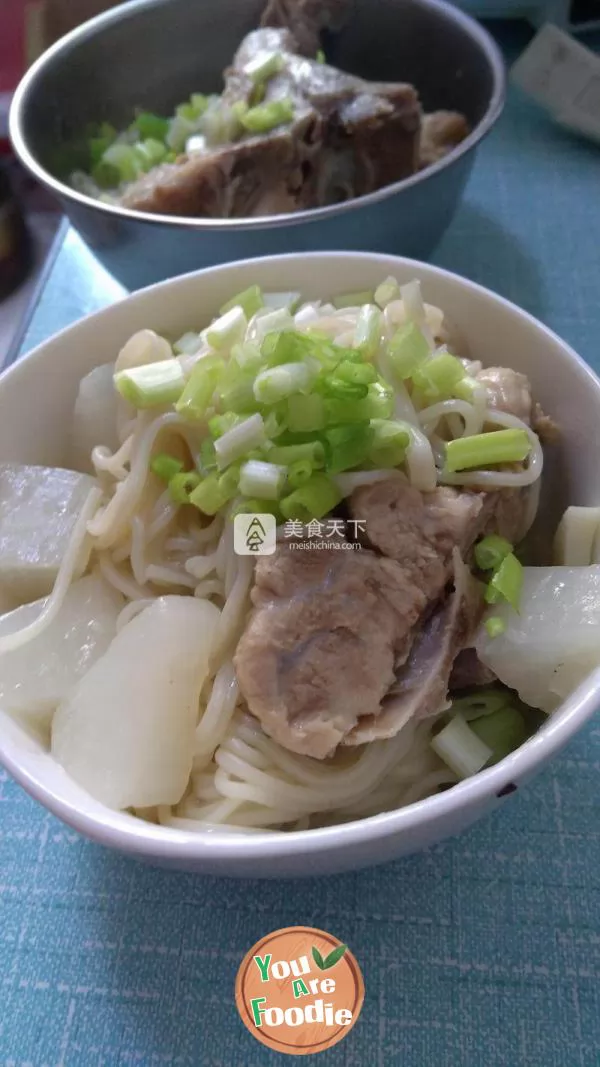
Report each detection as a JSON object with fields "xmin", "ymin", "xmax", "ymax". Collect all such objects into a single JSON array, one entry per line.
[{"xmin": 10, "ymin": 0, "xmax": 505, "ymax": 290}]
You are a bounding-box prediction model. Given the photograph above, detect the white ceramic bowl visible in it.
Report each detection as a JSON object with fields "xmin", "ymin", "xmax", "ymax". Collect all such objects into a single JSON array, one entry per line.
[{"xmin": 1, "ymin": 252, "xmax": 599, "ymax": 878}]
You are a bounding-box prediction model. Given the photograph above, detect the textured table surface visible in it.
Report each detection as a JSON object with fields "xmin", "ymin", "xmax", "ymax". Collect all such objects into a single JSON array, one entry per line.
[{"xmin": 1, "ymin": 23, "xmax": 600, "ymax": 1067}]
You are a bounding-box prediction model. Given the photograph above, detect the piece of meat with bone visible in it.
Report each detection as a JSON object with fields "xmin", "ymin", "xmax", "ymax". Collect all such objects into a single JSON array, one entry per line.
[
  {"xmin": 418, "ymin": 110, "xmax": 470, "ymax": 168},
  {"xmin": 121, "ymin": 27, "xmax": 421, "ymax": 217},
  {"xmin": 351, "ymin": 479, "xmax": 534, "ymax": 573},
  {"xmin": 349, "ymin": 481, "xmax": 489, "ymax": 603},
  {"xmin": 260, "ymin": 0, "xmax": 351, "ymax": 56},
  {"xmin": 475, "ymin": 365, "xmax": 559, "ymax": 443},
  {"xmin": 345, "ymin": 551, "xmax": 482, "ymax": 744},
  {"xmin": 234, "ymin": 542, "xmax": 425, "ymax": 758},
  {"xmin": 475, "ymin": 366, "xmax": 533, "ymax": 425}
]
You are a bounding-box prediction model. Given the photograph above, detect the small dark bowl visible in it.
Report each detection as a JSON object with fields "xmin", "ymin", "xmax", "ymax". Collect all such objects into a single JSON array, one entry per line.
[{"xmin": 9, "ymin": 0, "xmax": 505, "ymax": 290}]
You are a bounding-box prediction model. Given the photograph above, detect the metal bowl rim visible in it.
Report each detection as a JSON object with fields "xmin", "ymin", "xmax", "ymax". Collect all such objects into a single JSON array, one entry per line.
[{"xmin": 9, "ymin": 0, "xmax": 506, "ymax": 232}]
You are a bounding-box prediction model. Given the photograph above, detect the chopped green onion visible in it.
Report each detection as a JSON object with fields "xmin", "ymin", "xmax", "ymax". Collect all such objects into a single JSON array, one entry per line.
[
  {"xmin": 233, "ymin": 497, "xmax": 282, "ymax": 521},
  {"xmin": 243, "ymin": 50, "xmax": 284, "ymax": 83},
  {"xmin": 334, "ymin": 361, "xmax": 378, "ymax": 386},
  {"xmin": 232, "ymin": 341, "xmax": 263, "ymax": 371},
  {"xmin": 241, "ymin": 98, "xmax": 294, "ymax": 133},
  {"xmin": 374, "ymin": 276, "xmax": 401, "ymax": 309},
  {"xmin": 254, "ymin": 362, "xmax": 316, "ymax": 405},
  {"xmin": 412, "ymin": 351, "xmax": 465, "ymax": 402},
  {"xmin": 485, "ymin": 552, "xmax": 523, "ymax": 612},
  {"xmin": 268, "ymin": 441, "xmax": 325, "ymax": 467},
  {"xmin": 177, "ymin": 94, "xmax": 209, "ymax": 121},
  {"xmin": 255, "ymin": 308, "xmax": 296, "ymax": 344},
  {"xmin": 151, "ymin": 454, "xmax": 183, "ymax": 482},
  {"xmin": 91, "ymin": 160, "xmax": 121, "ymax": 188},
  {"xmin": 450, "ymin": 687, "xmax": 509, "ymax": 720},
  {"xmin": 219, "ymin": 375, "xmax": 261, "ymax": 415},
  {"xmin": 323, "ymin": 382, "xmax": 393, "ymax": 427},
  {"xmin": 445, "ymin": 429, "xmax": 531, "ymax": 473},
  {"xmin": 214, "ymin": 413, "xmax": 267, "ymax": 469},
  {"xmin": 88, "ymin": 122, "xmax": 117, "ymax": 164},
  {"xmin": 167, "ymin": 114, "xmax": 196, "ymax": 153},
  {"xmin": 263, "ymin": 291, "xmax": 301, "ymax": 312},
  {"xmin": 470, "ymin": 705, "xmax": 529, "ymax": 764},
  {"xmin": 205, "ymin": 306, "xmax": 247, "ymax": 350},
  {"xmin": 453, "ymin": 377, "xmax": 477, "ymax": 402},
  {"xmin": 218, "ymin": 465, "xmax": 241, "ymax": 497},
  {"xmin": 133, "ymin": 111, "xmax": 170, "ymax": 141},
  {"xmin": 323, "ymin": 377, "xmax": 369, "ymax": 400},
  {"xmin": 431, "ymin": 715, "xmax": 492, "ymax": 779},
  {"xmin": 198, "ymin": 438, "xmax": 217, "ymax": 472},
  {"xmin": 288, "ymin": 458, "xmax": 314, "ymax": 488},
  {"xmin": 209, "ymin": 412, "xmax": 243, "ymax": 439},
  {"xmin": 175, "ymin": 357, "xmax": 223, "ymax": 421},
  {"xmin": 332, "ymin": 290, "xmax": 374, "ymax": 309},
  {"xmin": 485, "ymin": 616, "xmax": 506, "ymax": 638},
  {"xmin": 239, "ymin": 459, "xmax": 287, "ymax": 500},
  {"xmin": 169, "ymin": 471, "xmax": 201, "ymax": 504},
  {"xmin": 262, "ymin": 331, "xmax": 308, "ymax": 365},
  {"xmin": 102, "ymin": 143, "xmax": 141, "ymax": 182},
  {"xmin": 173, "ymin": 331, "xmax": 202, "ymax": 356},
  {"xmin": 324, "ymin": 424, "xmax": 374, "ymax": 474},
  {"xmin": 190, "ymin": 93, "xmax": 209, "ymax": 117},
  {"xmin": 354, "ymin": 305, "xmax": 381, "ymax": 359},
  {"xmin": 134, "ymin": 138, "xmax": 168, "ymax": 171},
  {"xmin": 114, "ymin": 360, "xmax": 185, "ymax": 409},
  {"xmin": 388, "ymin": 322, "xmax": 429, "ymax": 379},
  {"xmin": 366, "ymin": 419, "xmax": 410, "ymax": 468},
  {"xmin": 220, "ymin": 285, "xmax": 264, "ymax": 319},
  {"xmin": 366, "ymin": 382, "xmax": 394, "ymax": 419},
  {"xmin": 474, "ymin": 535, "xmax": 513, "ymax": 572},
  {"xmin": 186, "ymin": 134, "xmax": 207, "ymax": 155},
  {"xmin": 263, "ymin": 408, "xmax": 287, "ymax": 439},
  {"xmin": 286, "ymin": 393, "xmax": 326, "ymax": 433},
  {"xmin": 189, "ymin": 473, "xmax": 232, "ymax": 515},
  {"xmin": 316, "ymin": 48, "xmax": 326, "ymax": 63},
  {"xmin": 281, "ymin": 473, "xmax": 343, "ymax": 522}
]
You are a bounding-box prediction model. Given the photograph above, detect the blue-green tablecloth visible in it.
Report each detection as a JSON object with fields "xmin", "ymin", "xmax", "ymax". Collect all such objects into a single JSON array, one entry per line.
[{"xmin": 1, "ymin": 22, "xmax": 599, "ymax": 1067}]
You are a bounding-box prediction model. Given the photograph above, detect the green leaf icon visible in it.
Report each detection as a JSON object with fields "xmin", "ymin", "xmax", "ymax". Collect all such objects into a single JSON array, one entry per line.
[
  {"xmin": 312, "ymin": 946, "xmax": 326, "ymax": 970},
  {"xmin": 322, "ymin": 944, "xmax": 348, "ymax": 969}
]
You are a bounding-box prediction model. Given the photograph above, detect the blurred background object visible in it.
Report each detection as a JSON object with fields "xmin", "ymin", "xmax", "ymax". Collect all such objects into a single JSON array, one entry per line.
[{"xmin": 0, "ymin": 157, "xmax": 32, "ymax": 302}]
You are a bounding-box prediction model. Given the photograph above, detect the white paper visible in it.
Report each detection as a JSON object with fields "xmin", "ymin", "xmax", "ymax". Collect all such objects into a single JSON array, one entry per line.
[{"xmin": 511, "ymin": 23, "xmax": 600, "ymax": 143}]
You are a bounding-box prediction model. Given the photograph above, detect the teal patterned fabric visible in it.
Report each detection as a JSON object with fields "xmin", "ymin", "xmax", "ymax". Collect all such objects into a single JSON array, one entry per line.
[{"xmin": 1, "ymin": 24, "xmax": 599, "ymax": 1067}]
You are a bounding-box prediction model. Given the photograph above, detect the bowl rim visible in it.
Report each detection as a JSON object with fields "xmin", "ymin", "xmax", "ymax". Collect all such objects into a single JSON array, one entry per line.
[
  {"xmin": 9, "ymin": 0, "xmax": 506, "ymax": 232},
  {"xmin": 0, "ymin": 249, "xmax": 599, "ymax": 865}
]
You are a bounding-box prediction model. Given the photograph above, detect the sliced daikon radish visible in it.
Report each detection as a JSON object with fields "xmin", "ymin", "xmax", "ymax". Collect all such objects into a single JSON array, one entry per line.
[
  {"xmin": 71, "ymin": 364, "xmax": 119, "ymax": 473},
  {"xmin": 0, "ymin": 464, "xmax": 97, "ymax": 604},
  {"xmin": 475, "ymin": 565, "xmax": 600, "ymax": 712},
  {"xmin": 52, "ymin": 596, "xmax": 219, "ymax": 809},
  {"xmin": 553, "ymin": 506, "xmax": 600, "ymax": 565},
  {"xmin": 0, "ymin": 573, "xmax": 122, "ymax": 731}
]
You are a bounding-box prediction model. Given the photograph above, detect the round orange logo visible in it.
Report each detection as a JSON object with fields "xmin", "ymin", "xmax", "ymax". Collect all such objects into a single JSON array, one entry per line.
[{"xmin": 235, "ymin": 926, "xmax": 364, "ymax": 1056}]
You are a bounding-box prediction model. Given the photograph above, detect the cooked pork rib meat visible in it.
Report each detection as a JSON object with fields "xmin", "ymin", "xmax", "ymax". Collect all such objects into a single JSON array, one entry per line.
[
  {"xmin": 345, "ymin": 552, "xmax": 482, "ymax": 745},
  {"xmin": 120, "ymin": 0, "xmax": 469, "ymax": 218},
  {"xmin": 419, "ymin": 110, "xmax": 470, "ymax": 169},
  {"xmin": 234, "ymin": 542, "xmax": 416, "ymax": 758},
  {"xmin": 122, "ymin": 27, "xmax": 421, "ymax": 217},
  {"xmin": 234, "ymin": 476, "xmax": 531, "ymax": 758}
]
